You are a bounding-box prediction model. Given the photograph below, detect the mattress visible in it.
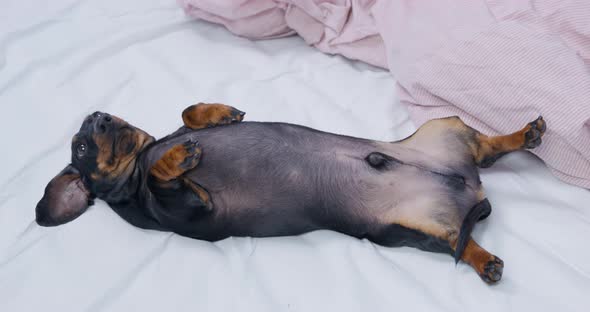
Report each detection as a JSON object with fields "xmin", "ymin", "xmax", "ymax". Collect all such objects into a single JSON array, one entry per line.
[{"xmin": 1, "ymin": 0, "xmax": 589, "ymax": 311}]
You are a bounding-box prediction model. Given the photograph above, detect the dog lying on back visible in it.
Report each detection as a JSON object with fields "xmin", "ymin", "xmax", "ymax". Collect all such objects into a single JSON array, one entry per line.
[{"xmin": 36, "ymin": 103, "xmax": 546, "ymax": 283}]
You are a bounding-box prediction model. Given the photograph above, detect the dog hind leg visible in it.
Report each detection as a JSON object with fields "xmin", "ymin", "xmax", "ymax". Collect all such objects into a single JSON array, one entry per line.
[
  {"xmin": 372, "ymin": 199, "xmax": 501, "ymax": 283},
  {"xmin": 472, "ymin": 116, "xmax": 546, "ymax": 168}
]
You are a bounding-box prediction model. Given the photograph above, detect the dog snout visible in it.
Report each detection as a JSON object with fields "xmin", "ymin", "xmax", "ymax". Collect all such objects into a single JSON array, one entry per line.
[
  {"xmin": 82, "ymin": 112, "xmax": 107, "ymax": 132},
  {"xmin": 89, "ymin": 112, "xmax": 113, "ymax": 134},
  {"xmin": 35, "ymin": 208, "xmax": 55, "ymax": 227}
]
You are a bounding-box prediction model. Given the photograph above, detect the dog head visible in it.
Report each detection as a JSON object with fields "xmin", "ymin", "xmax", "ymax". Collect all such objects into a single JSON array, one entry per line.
[{"xmin": 36, "ymin": 112, "xmax": 153, "ymax": 226}]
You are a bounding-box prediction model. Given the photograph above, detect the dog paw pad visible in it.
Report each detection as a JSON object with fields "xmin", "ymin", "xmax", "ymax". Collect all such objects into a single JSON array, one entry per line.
[
  {"xmin": 523, "ymin": 116, "xmax": 546, "ymax": 149},
  {"xmin": 479, "ymin": 256, "xmax": 504, "ymax": 284}
]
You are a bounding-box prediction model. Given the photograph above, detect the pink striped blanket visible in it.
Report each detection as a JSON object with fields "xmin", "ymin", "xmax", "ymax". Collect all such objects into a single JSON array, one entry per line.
[{"xmin": 179, "ymin": 0, "xmax": 590, "ymax": 188}]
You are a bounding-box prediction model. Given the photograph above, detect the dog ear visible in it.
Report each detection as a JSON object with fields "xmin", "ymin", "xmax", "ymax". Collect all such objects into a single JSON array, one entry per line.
[{"xmin": 36, "ymin": 165, "xmax": 92, "ymax": 226}]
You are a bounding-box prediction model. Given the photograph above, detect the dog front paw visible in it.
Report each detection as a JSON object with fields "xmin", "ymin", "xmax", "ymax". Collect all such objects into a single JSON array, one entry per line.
[
  {"xmin": 150, "ymin": 139, "xmax": 203, "ymax": 181},
  {"xmin": 179, "ymin": 139, "xmax": 202, "ymax": 171},
  {"xmin": 182, "ymin": 103, "xmax": 246, "ymax": 129}
]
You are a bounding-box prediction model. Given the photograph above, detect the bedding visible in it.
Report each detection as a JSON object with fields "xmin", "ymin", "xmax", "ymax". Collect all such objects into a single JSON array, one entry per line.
[
  {"xmin": 1, "ymin": 0, "xmax": 589, "ymax": 311},
  {"xmin": 180, "ymin": 0, "xmax": 590, "ymax": 189}
]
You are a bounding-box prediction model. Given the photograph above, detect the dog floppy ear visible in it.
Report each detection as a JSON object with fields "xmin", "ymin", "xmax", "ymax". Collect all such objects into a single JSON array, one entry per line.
[{"xmin": 36, "ymin": 165, "xmax": 92, "ymax": 227}]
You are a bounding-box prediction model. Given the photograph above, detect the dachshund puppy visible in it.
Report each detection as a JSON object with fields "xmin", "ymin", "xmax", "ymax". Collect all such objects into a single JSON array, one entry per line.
[{"xmin": 36, "ymin": 103, "xmax": 546, "ymax": 283}]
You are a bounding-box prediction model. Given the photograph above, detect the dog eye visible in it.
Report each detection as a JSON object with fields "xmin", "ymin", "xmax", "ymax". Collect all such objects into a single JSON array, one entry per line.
[{"xmin": 76, "ymin": 144, "xmax": 87, "ymax": 157}]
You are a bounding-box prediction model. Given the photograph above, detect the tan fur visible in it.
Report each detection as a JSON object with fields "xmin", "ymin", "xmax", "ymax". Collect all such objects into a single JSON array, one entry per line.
[
  {"xmin": 376, "ymin": 116, "xmax": 542, "ymax": 283},
  {"xmin": 94, "ymin": 119, "xmax": 152, "ymax": 179},
  {"xmin": 459, "ymin": 239, "xmax": 492, "ymax": 272},
  {"xmin": 472, "ymin": 117, "xmax": 546, "ymax": 165},
  {"xmin": 181, "ymin": 177, "xmax": 213, "ymax": 211},
  {"xmin": 150, "ymin": 144, "xmax": 202, "ymax": 181},
  {"xmin": 182, "ymin": 103, "xmax": 244, "ymax": 130}
]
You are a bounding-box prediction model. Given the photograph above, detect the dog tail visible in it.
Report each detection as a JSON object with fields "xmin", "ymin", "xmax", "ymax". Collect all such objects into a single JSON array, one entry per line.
[{"xmin": 454, "ymin": 199, "xmax": 492, "ymax": 264}]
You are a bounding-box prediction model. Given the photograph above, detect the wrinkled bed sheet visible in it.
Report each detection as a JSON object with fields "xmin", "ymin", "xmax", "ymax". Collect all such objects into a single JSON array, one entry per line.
[
  {"xmin": 1, "ymin": 0, "xmax": 589, "ymax": 311},
  {"xmin": 180, "ymin": 0, "xmax": 590, "ymax": 189}
]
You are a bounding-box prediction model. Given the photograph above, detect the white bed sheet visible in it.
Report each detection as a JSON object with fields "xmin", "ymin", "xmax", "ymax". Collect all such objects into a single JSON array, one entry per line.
[{"xmin": 1, "ymin": 0, "xmax": 589, "ymax": 311}]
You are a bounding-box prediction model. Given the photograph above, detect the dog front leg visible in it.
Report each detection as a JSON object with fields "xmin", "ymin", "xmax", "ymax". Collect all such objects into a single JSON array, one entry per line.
[
  {"xmin": 148, "ymin": 139, "xmax": 213, "ymax": 214},
  {"xmin": 150, "ymin": 139, "xmax": 201, "ymax": 181},
  {"xmin": 182, "ymin": 103, "xmax": 245, "ymax": 130}
]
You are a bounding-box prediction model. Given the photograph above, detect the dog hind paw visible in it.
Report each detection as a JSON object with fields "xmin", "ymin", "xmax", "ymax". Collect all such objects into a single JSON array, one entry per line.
[
  {"xmin": 479, "ymin": 256, "xmax": 504, "ymax": 284},
  {"xmin": 523, "ymin": 116, "xmax": 546, "ymax": 149}
]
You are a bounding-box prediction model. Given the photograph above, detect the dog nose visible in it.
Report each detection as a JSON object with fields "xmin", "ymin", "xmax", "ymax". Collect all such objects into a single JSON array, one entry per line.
[
  {"xmin": 35, "ymin": 209, "xmax": 53, "ymax": 227},
  {"xmin": 94, "ymin": 113, "xmax": 112, "ymax": 134}
]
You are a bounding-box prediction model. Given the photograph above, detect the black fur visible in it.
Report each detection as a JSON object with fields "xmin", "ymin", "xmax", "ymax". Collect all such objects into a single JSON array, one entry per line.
[
  {"xmin": 38, "ymin": 119, "xmax": 490, "ymax": 266},
  {"xmin": 369, "ymin": 224, "xmax": 454, "ymax": 256},
  {"xmin": 454, "ymin": 198, "xmax": 492, "ymax": 263}
]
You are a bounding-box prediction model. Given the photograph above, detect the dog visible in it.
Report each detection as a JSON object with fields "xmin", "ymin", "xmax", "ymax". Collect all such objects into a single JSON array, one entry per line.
[{"xmin": 35, "ymin": 103, "xmax": 546, "ymax": 283}]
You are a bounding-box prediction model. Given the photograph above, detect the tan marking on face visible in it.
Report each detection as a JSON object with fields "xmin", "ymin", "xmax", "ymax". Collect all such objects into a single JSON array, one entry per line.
[{"xmin": 93, "ymin": 118, "xmax": 152, "ymax": 179}]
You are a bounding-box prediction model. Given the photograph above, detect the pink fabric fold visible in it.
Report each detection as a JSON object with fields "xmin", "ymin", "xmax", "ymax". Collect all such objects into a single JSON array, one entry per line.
[{"xmin": 179, "ymin": 0, "xmax": 590, "ymax": 188}]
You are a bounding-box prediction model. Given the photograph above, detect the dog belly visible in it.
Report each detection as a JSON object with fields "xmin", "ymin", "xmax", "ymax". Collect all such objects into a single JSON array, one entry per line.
[
  {"xmin": 169, "ymin": 122, "xmax": 378, "ymax": 239},
  {"xmin": 165, "ymin": 122, "xmax": 478, "ymax": 241},
  {"xmin": 188, "ymin": 163, "xmax": 477, "ymax": 242}
]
